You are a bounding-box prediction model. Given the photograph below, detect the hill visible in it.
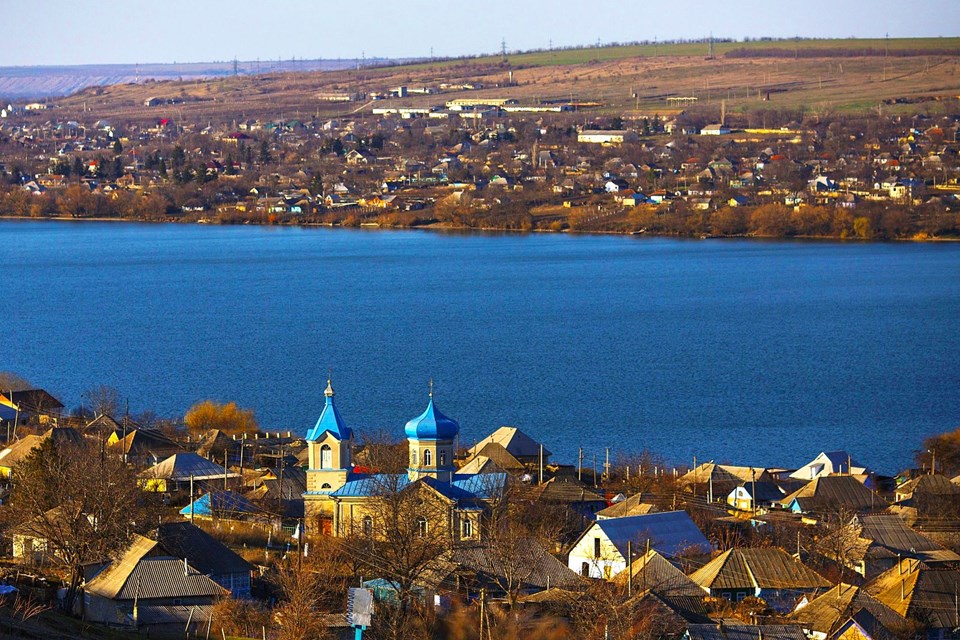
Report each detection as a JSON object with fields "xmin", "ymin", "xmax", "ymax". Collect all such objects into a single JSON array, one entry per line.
[{"xmin": 27, "ymin": 37, "xmax": 959, "ymax": 125}]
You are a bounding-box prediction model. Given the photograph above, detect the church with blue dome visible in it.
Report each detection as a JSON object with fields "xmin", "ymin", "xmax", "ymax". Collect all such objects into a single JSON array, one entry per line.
[{"xmin": 303, "ymin": 379, "xmax": 505, "ymax": 539}]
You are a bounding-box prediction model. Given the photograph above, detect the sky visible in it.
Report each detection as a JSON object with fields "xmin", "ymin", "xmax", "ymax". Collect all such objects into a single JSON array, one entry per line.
[{"xmin": 1, "ymin": 0, "xmax": 956, "ymax": 67}]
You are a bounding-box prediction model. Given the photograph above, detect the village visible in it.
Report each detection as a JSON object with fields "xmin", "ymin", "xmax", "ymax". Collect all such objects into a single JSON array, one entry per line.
[
  {"xmin": 0, "ymin": 68, "xmax": 959, "ymax": 239},
  {"xmin": 0, "ymin": 377, "xmax": 959, "ymax": 640}
]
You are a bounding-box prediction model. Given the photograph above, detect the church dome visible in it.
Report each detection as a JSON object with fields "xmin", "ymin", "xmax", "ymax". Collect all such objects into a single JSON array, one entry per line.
[{"xmin": 404, "ymin": 396, "xmax": 459, "ymax": 441}]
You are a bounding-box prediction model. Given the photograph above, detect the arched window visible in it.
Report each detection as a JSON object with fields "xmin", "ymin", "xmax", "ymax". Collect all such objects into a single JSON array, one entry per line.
[
  {"xmin": 416, "ymin": 516, "xmax": 428, "ymax": 537},
  {"xmin": 438, "ymin": 450, "xmax": 446, "ymax": 466},
  {"xmin": 461, "ymin": 518, "xmax": 473, "ymax": 539},
  {"xmin": 423, "ymin": 449, "xmax": 432, "ymax": 466},
  {"xmin": 321, "ymin": 483, "xmax": 331, "ymax": 490},
  {"xmin": 362, "ymin": 515, "xmax": 373, "ymax": 536},
  {"xmin": 320, "ymin": 444, "xmax": 332, "ymax": 469}
]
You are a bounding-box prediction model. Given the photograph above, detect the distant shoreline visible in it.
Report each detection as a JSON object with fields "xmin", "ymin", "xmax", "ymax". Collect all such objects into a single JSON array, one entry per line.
[{"xmin": 3, "ymin": 214, "xmax": 959, "ymax": 243}]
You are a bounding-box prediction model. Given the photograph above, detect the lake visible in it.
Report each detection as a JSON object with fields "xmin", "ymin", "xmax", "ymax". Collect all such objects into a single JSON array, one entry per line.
[{"xmin": 3, "ymin": 220, "xmax": 958, "ymax": 474}]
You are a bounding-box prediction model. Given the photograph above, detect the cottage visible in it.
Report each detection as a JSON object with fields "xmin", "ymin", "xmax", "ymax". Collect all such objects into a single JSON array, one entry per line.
[
  {"xmin": 567, "ymin": 511, "xmax": 710, "ymax": 580},
  {"xmin": 689, "ymin": 548, "xmax": 830, "ymax": 611},
  {"xmin": 781, "ymin": 475, "xmax": 882, "ymax": 515},
  {"xmin": 138, "ymin": 452, "xmax": 239, "ymax": 493},
  {"xmin": 155, "ymin": 522, "xmax": 254, "ymax": 598},
  {"xmin": 790, "ymin": 583, "xmax": 904, "ymax": 640},
  {"xmin": 790, "ymin": 451, "xmax": 869, "ymax": 481}
]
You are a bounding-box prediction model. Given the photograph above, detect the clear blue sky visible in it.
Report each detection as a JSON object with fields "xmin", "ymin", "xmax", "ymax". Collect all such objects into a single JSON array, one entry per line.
[{"xmin": 2, "ymin": 0, "xmax": 956, "ymax": 66}]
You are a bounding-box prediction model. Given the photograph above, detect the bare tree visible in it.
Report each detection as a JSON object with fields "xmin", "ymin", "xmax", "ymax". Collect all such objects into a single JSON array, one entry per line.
[
  {"xmin": 84, "ymin": 384, "xmax": 120, "ymax": 418},
  {"xmin": 7, "ymin": 437, "xmax": 159, "ymax": 611}
]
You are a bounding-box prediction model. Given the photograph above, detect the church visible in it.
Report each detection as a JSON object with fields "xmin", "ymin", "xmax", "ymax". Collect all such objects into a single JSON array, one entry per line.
[{"xmin": 303, "ymin": 379, "xmax": 505, "ymax": 539}]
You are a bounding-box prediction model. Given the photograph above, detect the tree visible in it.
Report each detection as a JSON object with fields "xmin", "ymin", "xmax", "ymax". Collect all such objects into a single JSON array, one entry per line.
[
  {"xmin": 8, "ymin": 437, "xmax": 159, "ymax": 611},
  {"xmin": 112, "ymin": 139, "xmax": 123, "ymax": 155},
  {"xmin": 270, "ymin": 559, "xmax": 330, "ymax": 640},
  {"xmin": 918, "ymin": 426, "xmax": 960, "ymax": 476},
  {"xmin": 84, "ymin": 384, "xmax": 120, "ymax": 417},
  {"xmin": 184, "ymin": 399, "xmax": 258, "ymax": 436}
]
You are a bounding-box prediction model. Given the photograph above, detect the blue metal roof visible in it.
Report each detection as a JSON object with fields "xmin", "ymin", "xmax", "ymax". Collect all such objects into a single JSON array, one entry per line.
[
  {"xmin": 305, "ymin": 381, "xmax": 352, "ymax": 442},
  {"xmin": 329, "ymin": 472, "xmax": 506, "ymax": 501},
  {"xmin": 590, "ymin": 511, "xmax": 711, "ymax": 559},
  {"xmin": 404, "ymin": 396, "xmax": 459, "ymax": 441},
  {"xmin": 179, "ymin": 491, "xmax": 256, "ymax": 517}
]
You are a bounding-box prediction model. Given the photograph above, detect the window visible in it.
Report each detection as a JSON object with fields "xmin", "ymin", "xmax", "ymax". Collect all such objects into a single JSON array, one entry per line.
[
  {"xmin": 462, "ymin": 518, "xmax": 473, "ymax": 539},
  {"xmin": 593, "ymin": 537, "xmax": 601, "ymax": 559},
  {"xmin": 362, "ymin": 516, "xmax": 373, "ymax": 536},
  {"xmin": 412, "ymin": 450, "xmax": 418, "ymax": 465},
  {"xmin": 439, "ymin": 450, "xmax": 446, "ymax": 466},
  {"xmin": 320, "ymin": 444, "xmax": 332, "ymax": 469},
  {"xmin": 423, "ymin": 449, "xmax": 432, "ymax": 466},
  {"xmin": 416, "ymin": 516, "xmax": 428, "ymax": 537},
  {"xmin": 581, "ymin": 562, "xmax": 590, "ymax": 577},
  {"xmin": 321, "ymin": 483, "xmax": 331, "ymax": 490}
]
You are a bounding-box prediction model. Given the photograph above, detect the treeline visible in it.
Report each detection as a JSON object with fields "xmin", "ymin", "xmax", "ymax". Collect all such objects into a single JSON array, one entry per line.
[
  {"xmin": 725, "ymin": 46, "xmax": 960, "ymax": 58},
  {"xmin": 620, "ymin": 202, "xmax": 960, "ymax": 240}
]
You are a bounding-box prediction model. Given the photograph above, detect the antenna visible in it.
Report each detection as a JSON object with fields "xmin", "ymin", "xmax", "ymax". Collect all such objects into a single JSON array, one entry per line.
[{"xmin": 500, "ymin": 38, "xmax": 507, "ymax": 60}]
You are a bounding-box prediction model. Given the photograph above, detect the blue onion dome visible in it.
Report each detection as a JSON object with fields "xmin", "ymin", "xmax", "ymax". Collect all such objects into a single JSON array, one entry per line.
[
  {"xmin": 404, "ymin": 385, "xmax": 459, "ymax": 440},
  {"xmin": 306, "ymin": 378, "xmax": 352, "ymax": 441}
]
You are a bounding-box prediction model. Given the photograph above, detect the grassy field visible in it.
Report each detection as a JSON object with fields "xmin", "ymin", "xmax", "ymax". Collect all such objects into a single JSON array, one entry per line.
[{"xmin": 44, "ymin": 38, "xmax": 960, "ymax": 124}]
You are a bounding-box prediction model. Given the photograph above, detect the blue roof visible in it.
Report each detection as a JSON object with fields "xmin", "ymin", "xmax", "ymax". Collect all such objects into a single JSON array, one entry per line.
[
  {"xmin": 179, "ymin": 491, "xmax": 256, "ymax": 517},
  {"xmin": 329, "ymin": 472, "xmax": 506, "ymax": 501},
  {"xmin": 404, "ymin": 397, "xmax": 459, "ymax": 440},
  {"xmin": 588, "ymin": 511, "xmax": 712, "ymax": 559},
  {"xmin": 305, "ymin": 382, "xmax": 352, "ymax": 442}
]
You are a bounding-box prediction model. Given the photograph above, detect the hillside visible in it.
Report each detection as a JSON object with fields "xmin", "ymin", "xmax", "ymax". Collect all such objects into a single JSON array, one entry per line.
[{"xmin": 28, "ymin": 37, "xmax": 960, "ymax": 125}]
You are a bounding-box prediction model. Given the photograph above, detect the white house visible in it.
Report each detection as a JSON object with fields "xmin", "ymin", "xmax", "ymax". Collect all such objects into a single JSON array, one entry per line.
[
  {"xmin": 566, "ymin": 511, "xmax": 710, "ymax": 580},
  {"xmin": 789, "ymin": 451, "xmax": 869, "ymax": 481},
  {"xmin": 700, "ymin": 124, "xmax": 731, "ymax": 135},
  {"xmin": 577, "ymin": 130, "xmax": 638, "ymax": 145}
]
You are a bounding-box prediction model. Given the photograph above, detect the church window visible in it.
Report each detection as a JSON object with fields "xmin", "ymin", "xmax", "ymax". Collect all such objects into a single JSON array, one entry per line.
[
  {"xmin": 416, "ymin": 516, "xmax": 428, "ymax": 537},
  {"xmin": 412, "ymin": 450, "xmax": 418, "ymax": 465},
  {"xmin": 424, "ymin": 449, "xmax": 432, "ymax": 466},
  {"xmin": 320, "ymin": 444, "xmax": 332, "ymax": 469},
  {"xmin": 462, "ymin": 518, "xmax": 473, "ymax": 539},
  {"xmin": 362, "ymin": 516, "xmax": 373, "ymax": 536},
  {"xmin": 321, "ymin": 483, "xmax": 331, "ymax": 490},
  {"xmin": 439, "ymin": 450, "xmax": 446, "ymax": 466}
]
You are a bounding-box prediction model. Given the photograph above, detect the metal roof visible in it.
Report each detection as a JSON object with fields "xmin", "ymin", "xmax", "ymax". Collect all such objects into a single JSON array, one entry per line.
[
  {"xmin": 584, "ymin": 511, "xmax": 711, "ymax": 560},
  {"xmin": 467, "ymin": 426, "xmax": 551, "ymax": 459},
  {"xmin": 781, "ymin": 475, "xmax": 882, "ymax": 514},
  {"xmin": 156, "ymin": 522, "xmax": 253, "ymax": 577},
  {"xmin": 305, "ymin": 381, "xmax": 352, "ymax": 442},
  {"xmin": 687, "ymin": 624, "xmax": 807, "ymax": 640},
  {"xmin": 690, "ymin": 548, "xmax": 830, "ymax": 592},
  {"xmin": 178, "ymin": 491, "xmax": 257, "ymax": 518},
  {"xmin": 789, "ymin": 583, "xmax": 904, "ymax": 636},
  {"xmin": 621, "ymin": 550, "xmax": 704, "ymax": 596},
  {"xmin": 139, "ymin": 452, "xmax": 238, "ymax": 482}
]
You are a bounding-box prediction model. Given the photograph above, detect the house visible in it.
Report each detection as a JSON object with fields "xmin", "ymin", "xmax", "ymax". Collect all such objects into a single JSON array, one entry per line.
[
  {"xmin": 689, "ymin": 548, "xmax": 830, "ymax": 611},
  {"xmin": 687, "ymin": 624, "xmax": 807, "ymax": 640},
  {"xmin": 617, "ymin": 549, "xmax": 703, "ymax": 596},
  {"xmin": 530, "ymin": 476, "xmax": 607, "ymax": 522},
  {"xmin": 726, "ymin": 480, "xmax": 785, "ymax": 512},
  {"xmin": 789, "ymin": 451, "xmax": 869, "ymax": 481},
  {"xmin": 138, "ymin": 452, "xmax": 240, "ymax": 492},
  {"xmin": 81, "ymin": 534, "xmax": 227, "ymax": 633},
  {"xmin": 0, "ymin": 389, "xmax": 65, "ymax": 424},
  {"xmin": 465, "ymin": 426, "xmax": 551, "ymax": 467},
  {"xmin": 680, "ymin": 463, "xmax": 773, "ymax": 502},
  {"xmin": 577, "ymin": 130, "xmax": 638, "ymax": 145},
  {"xmin": 107, "ymin": 428, "xmax": 183, "ymax": 467},
  {"xmin": 867, "ymin": 560, "xmax": 960, "ymax": 635},
  {"xmin": 791, "ymin": 583, "xmax": 905, "ymax": 640},
  {"xmin": 0, "ymin": 427, "xmax": 83, "ymax": 478},
  {"xmin": 155, "ymin": 522, "xmax": 254, "ymax": 598},
  {"xmin": 457, "ymin": 442, "xmax": 526, "ymax": 476},
  {"xmin": 781, "ymin": 475, "xmax": 882, "ymax": 516},
  {"xmin": 179, "ymin": 490, "xmax": 258, "ymax": 522},
  {"xmin": 700, "ymin": 124, "xmax": 731, "ymax": 136},
  {"xmin": 567, "ymin": 511, "xmax": 710, "ymax": 579},
  {"xmin": 850, "ymin": 514, "xmax": 960, "ymax": 578},
  {"xmin": 596, "ymin": 493, "xmax": 657, "ymax": 520}
]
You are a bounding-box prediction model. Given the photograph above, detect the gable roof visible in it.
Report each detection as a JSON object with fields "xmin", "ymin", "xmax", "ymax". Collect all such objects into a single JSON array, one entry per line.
[
  {"xmin": 597, "ymin": 493, "xmax": 657, "ymax": 519},
  {"xmin": 577, "ymin": 511, "xmax": 711, "ymax": 560},
  {"xmin": 139, "ymin": 452, "xmax": 238, "ymax": 482},
  {"xmin": 460, "ymin": 442, "xmax": 526, "ymax": 474},
  {"xmin": 871, "ymin": 565, "xmax": 960, "ymax": 629},
  {"xmin": 857, "ymin": 513, "xmax": 959, "ymax": 562},
  {"xmin": 179, "ymin": 491, "xmax": 257, "ymax": 518},
  {"xmin": 532, "ymin": 477, "xmax": 606, "ymax": 504},
  {"xmin": 789, "ymin": 451, "xmax": 868, "ymax": 480},
  {"xmin": 781, "ymin": 475, "xmax": 882, "ymax": 514},
  {"xmin": 467, "ymin": 426, "xmax": 551, "ymax": 459},
  {"xmin": 155, "ymin": 522, "xmax": 253, "ymax": 577},
  {"xmin": 790, "ymin": 583, "xmax": 904, "ymax": 637},
  {"xmin": 689, "ymin": 548, "xmax": 830, "ymax": 591},
  {"xmin": 619, "ymin": 549, "xmax": 703, "ymax": 596},
  {"xmin": 0, "ymin": 428, "xmax": 83, "ymax": 471},
  {"xmin": 446, "ymin": 541, "xmax": 582, "ymax": 591}
]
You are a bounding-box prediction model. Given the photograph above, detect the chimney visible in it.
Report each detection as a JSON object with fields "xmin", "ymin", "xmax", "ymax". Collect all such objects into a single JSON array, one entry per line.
[{"xmin": 184, "ymin": 557, "xmax": 189, "ymax": 577}]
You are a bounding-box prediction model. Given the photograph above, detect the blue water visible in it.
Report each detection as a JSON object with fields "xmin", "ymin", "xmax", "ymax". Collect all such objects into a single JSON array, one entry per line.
[{"xmin": 3, "ymin": 220, "xmax": 959, "ymax": 474}]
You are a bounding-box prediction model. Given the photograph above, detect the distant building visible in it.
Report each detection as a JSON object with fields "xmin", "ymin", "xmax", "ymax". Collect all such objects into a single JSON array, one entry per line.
[
  {"xmin": 577, "ymin": 130, "xmax": 638, "ymax": 145},
  {"xmin": 700, "ymin": 124, "xmax": 731, "ymax": 135}
]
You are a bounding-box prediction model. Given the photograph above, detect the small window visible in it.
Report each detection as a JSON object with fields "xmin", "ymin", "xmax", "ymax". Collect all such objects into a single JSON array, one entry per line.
[
  {"xmin": 362, "ymin": 516, "xmax": 373, "ymax": 536},
  {"xmin": 581, "ymin": 562, "xmax": 590, "ymax": 577},
  {"xmin": 593, "ymin": 537, "xmax": 601, "ymax": 559},
  {"xmin": 412, "ymin": 450, "xmax": 418, "ymax": 465},
  {"xmin": 416, "ymin": 516, "xmax": 428, "ymax": 537},
  {"xmin": 462, "ymin": 518, "xmax": 473, "ymax": 539},
  {"xmin": 321, "ymin": 483, "xmax": 331, "ymax": 490},
  {"xmin": 424, "ymin": 449, "xmax": 432, "ymax": 466},
  {"xmin": 320, "ymin": 444, "xmax": 332, "ymax": 469},
  {"xmin": 439, "ymin": 450, "xmax": 446, "ymax": 466}
]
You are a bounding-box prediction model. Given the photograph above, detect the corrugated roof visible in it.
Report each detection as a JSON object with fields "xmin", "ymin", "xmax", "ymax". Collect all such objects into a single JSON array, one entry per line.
[
  {"xmin": 448, "ymin": 541, "xmax": 582, "ymax": 590},
  {"xmin": 589, "ymin": 511, "xmax": 711, "ymax": 559},
  {"xmin": 467, "ymin": 426, "xmax": 551, "ymax": 459},
  {"xmin": 873, "ymin": 566, "xmax": 960, "ymax": 628},
  {"xmin": 139, "ymin": 452, "xmax": 238, "ymax": 482},
  {"xmin": 781, "ymin": 475, "xmax": 882, "ymax": 513},
  {"xmin": 687, "ymin": 625, "xmax": 807, "ymax": 640},
  {"xmin": 859, "ymin": 514, "xmax": 955, "ymax": 559},
  {"xmin": 84, "ymin": 535, "xmax": 162, "ymax": 599},
  {"xmin": 155, "ymin": 522, "xmax": 253, "ymax": 577},
  {"xmin": 597, "ymin": 493, "xmax": 657, "ymax": 519},
  {"xmin": 115, "ymin": 558, "xmax": 226, "ymax": 599},
  {"xmin": 690, "ymin": 548, "xmax": 830, "ymax": 592},
  {"xmin": 461, "ymin": 442, "xmax": 526, "ymax": 473},
  {"xmin": 179, "ymin": 491, "xmax": 257, "ymax": 518},
  {"xmin": 790, "ymin": 583, "xmax": 904, "ymax": 636},
  {"xmin": 621, "ymin": 550, "xmax": 704, "ymax": 596}
]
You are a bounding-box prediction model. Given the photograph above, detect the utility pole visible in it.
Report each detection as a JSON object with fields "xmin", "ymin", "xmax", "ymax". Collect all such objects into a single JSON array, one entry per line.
[
  {"xmin": 578, "ymin": 448, "xmax": 583, "ymax": 482},
  {"xmin": 190, "ymin": 474, "xmax": 195, "ymax": 523},
  {"xmin": 539, "ymin": 444, "xmax": 544, "ymax": 484},
  {"xmin": 627, "ymin": 540, "xmax": 633, "ymax": 597}
]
